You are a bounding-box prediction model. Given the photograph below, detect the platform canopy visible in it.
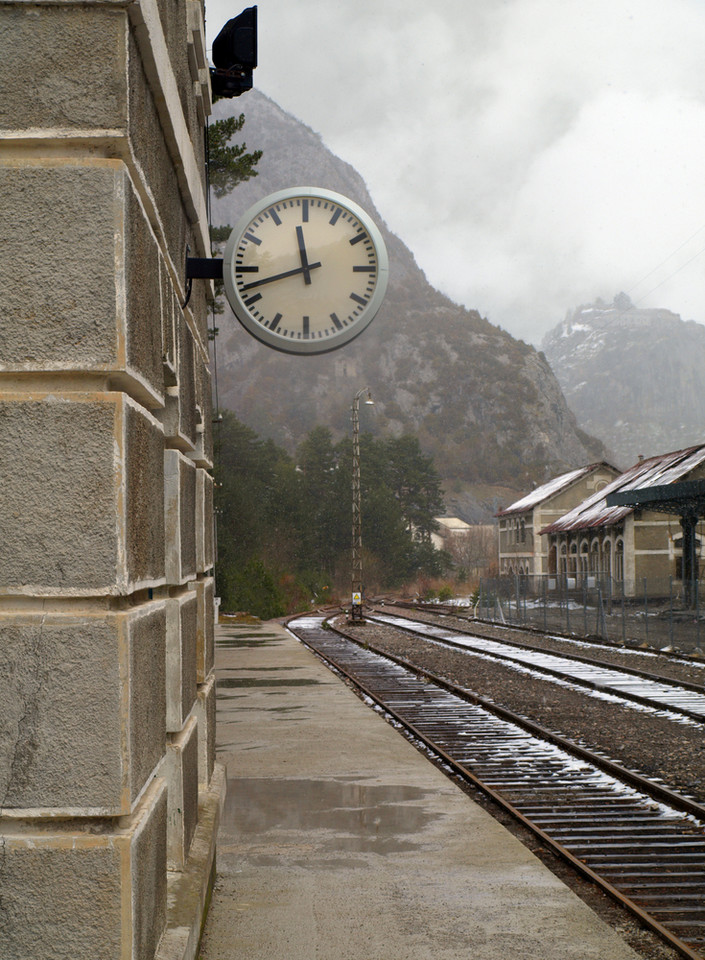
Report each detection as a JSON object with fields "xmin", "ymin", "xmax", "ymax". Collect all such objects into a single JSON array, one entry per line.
[
  {"xmin": 605, "ymin": 478, "xmax": 705, "ymax": 517},
  {"xmin": 607, "ymin": 478, "xmax": 705, "ymax": 605}
]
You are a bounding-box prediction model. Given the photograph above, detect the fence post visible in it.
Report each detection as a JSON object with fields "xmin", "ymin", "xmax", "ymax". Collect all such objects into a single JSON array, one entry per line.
[
  {"xmin": 621, "ymin": 594, "xmax": 626, "ymax": 645},
  {"xmin": 696, "ymin": 578, "xmax": 701, "ymax": 650},
  {"xmin": 643, "ymin": 578, "xmax": 649, "ymax": 645},
  {"xmin": 669, "ymin": 576, "xmax": 674, "ymax": 647},
  {"xmin": 543, "ymin": 576, "xmax": 547, "ymax": 632},
  {"xmin": 597, "ymin": 585, "xmax": 608, "ymax": 639},
  {"xmin": 606, "ymin": 577, "xmax": 612, "ymax": 636}
]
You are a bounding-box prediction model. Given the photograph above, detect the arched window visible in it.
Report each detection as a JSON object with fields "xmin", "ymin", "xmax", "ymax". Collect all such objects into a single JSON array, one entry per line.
[
  {"xmin": 614, "ymin": 539, "xmax": 624, "ymax": 582},
  {"xmin": 603, "ymin": 539, "xmax": 612, "ymax": 579},
  {"xmin": 579, "ymin": 540, "xmax": 589, "ymax": 582},
  {"xmin": 590, "ymin": 539, "xmax": 600, "ymax": 575}
]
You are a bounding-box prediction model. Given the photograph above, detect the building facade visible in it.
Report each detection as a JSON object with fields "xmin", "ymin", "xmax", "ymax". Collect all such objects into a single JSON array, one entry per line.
[
  {"xmin": 0, "ymin": 1, "xmax": 221, "ymax": 957},
  {"xmin": 540, "ymin": 445, "xmax": 705, "ymax": 597},
  {"xmin": 496, "ymin": 463, "xmax": 619, "ymax": 579}
]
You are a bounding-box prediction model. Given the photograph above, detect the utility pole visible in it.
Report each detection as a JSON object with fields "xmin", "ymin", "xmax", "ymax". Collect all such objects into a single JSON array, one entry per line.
[{"xmin": 351, "ymin": 387, "xmax": 374, "ymax": 620}]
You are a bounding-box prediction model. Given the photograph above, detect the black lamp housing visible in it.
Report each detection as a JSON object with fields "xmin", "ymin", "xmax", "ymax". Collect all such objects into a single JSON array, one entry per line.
[{"xmin": 210, "ymin": 6, "xmax": 258, "ymax": 100}]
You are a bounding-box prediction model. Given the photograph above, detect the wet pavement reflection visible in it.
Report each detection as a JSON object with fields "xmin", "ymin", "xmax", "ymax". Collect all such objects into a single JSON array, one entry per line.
[
  {"xmin": 217, "ymin": 677, "xmax": 321, "ymax": 688},
  {"xmin": 221, "ymin": 777, "xmax": 433, "ymax": 857}
]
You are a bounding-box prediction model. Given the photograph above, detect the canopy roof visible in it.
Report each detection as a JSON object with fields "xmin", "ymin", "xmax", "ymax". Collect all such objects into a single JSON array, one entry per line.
[{"xmin": 606, "ymin": 477, "xmax": 705, "ymax": 518}]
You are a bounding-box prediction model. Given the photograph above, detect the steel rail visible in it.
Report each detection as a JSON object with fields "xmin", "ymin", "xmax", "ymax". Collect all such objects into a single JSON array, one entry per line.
[
  {"xmin": 368, "ymin": 611, "xmax": 705, "ymax": 722},
  {"xmin": 288, "ymin": 614, "xmax": 705, "ymax": 960},
  {"xmin": 383, "ymin": 603, "xmax": 705, "ymax": 692},
  {"xmin": 389, "ymin": 598, "xmax": 705, "ymax": 664}
]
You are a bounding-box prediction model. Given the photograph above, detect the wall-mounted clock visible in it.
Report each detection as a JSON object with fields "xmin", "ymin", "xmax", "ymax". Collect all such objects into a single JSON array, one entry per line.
[{"xmin": 222, "ymin": 187, "xmax": 389, "ymax": 354}]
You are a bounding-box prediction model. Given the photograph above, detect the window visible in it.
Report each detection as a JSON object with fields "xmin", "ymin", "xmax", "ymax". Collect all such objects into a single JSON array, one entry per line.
[{"xmin": 614, "ymin": 539, "xmax": 624, "ymax": 582}]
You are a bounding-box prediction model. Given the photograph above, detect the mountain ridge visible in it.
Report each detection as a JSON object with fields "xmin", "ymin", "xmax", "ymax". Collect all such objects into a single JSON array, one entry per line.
[{"xmin": 541, "ymin": 294, "xmax": 705, "ymax": 468}]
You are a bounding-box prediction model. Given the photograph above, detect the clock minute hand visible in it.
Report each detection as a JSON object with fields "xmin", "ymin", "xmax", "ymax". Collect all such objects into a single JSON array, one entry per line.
[{"xmin": 240, "ymin": 261, "xmax": 322, "ymax": 291}]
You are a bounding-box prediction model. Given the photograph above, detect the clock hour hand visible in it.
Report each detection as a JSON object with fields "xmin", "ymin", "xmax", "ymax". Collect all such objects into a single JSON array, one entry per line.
[
  {"xmin": 296, "ymin": 225, "xmax": 313, "ymax": 285},
  {"xmin": 239, "ymin": 261, "xmax": 322, "ymax": 291}
]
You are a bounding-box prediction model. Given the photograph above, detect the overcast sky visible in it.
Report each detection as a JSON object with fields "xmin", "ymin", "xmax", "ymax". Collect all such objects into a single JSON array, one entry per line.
[{"xmin": 205, "ymin": 0, "xmax": 705, "ymax": 345}]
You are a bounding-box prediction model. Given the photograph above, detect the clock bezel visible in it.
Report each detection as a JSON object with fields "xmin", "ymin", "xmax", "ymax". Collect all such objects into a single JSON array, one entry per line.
[{"xmin": 222, "ymin": 186, "xmax": 389, "ymax": 355}]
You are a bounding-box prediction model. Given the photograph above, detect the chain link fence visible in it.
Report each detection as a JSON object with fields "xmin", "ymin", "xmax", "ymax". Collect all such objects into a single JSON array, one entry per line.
[{"xmin": 476, "ymin": 575, "xmax": 705, "ymax": 654}]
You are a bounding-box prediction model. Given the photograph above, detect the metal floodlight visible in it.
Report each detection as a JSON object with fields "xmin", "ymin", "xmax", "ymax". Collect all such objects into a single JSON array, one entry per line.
[{"xmin": 210, "ymin": 6, "xmax": 258, "ymax": 100}]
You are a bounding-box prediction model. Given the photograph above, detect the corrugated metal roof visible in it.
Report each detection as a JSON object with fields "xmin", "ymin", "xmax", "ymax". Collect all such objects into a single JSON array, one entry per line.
[
  {"xmin": 540, "ymin": 444, "xmax": 705, "ymax": 534},
  {"xmin": 496, "ymin": 463, "xmax": 610, "ymax": 517}
]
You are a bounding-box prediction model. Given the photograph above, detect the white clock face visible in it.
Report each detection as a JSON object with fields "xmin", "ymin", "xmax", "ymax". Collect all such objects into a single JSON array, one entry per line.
[{"xmin": 222, "ymin": 187, "xmax": 389, "ymax": 354}]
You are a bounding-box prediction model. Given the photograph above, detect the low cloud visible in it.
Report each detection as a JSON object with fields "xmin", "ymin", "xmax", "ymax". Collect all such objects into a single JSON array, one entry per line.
[{"xmin": 207, "ymin": 0, "xmax": 705, "ymax": 343}]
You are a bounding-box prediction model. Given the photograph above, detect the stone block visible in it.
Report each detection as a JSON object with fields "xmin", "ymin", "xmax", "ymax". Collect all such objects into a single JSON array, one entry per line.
[
  {"xmin": 165, "ymin": 716, "xmax": 199, "ymax": 870},
  {"xmin": 124, "ymin": 176, "xmax": 166, "ymax": 399},
  {"xmin": 0, "ymin": 162, "xmax": 165, "ymax": 407},
  {"xmin": 0, "ymin": 5, "xmax": 127, "ymax": 131},
  {"xmin": 0, "ymin": 600, "xmax": 165, "ymax": 815},
  {"xmin": 0, "ymin": 777, "xmax": 167, "ymax": 960},
  {"xmin": 160, "ymin": 258, "xmax": 178, "ymax": 387},
  {"xmin": 159, "ymin": 316, "xmax": 201, "ymax": 452},
  {"xmin": 178, "ymin": 315, "xmax": 198, "ymax": 447},
  {"xmin": 195, "ymin": 674, "xmax": 216, "ymax": 787},
  {"xmin": 192, "ymin": 577, "xmax": 215, "ymax": 682},
  {"xmin": 0, "ymin": 393, "xmax": 165, "ymax": 596},
  {"xmin": 128, "ymin": 30, "xmax": 190, "ymax": 274},
  {"xmin": 195, "ymin": 469, "xmax": 215, "ymax": 573},
  {"xmin": 192, "ymin": 356, "xmax": 213, "ymax": 468},
  {"xmin": 166, "ymin": 589, "xmax": 198, "ymax": 733},
  {"xmin": 165, "ymin": 450, "xmax": 198, "ymax": 585}
]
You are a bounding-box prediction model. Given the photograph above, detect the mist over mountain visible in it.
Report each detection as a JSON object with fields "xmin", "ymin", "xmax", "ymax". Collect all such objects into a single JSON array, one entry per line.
[
  {"xmin": 210, "ymin": 91, "xmax": 605, "ymax": 520},
  {"xmin": 541, "ymin": 294, "xmax": 705, "ymax": 469}
]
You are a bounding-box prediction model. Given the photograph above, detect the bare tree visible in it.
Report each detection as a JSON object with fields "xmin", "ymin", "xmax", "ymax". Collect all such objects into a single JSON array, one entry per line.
[{"xmin": 445, "ymin": 525, "xmax": 497, "ymax": 578}]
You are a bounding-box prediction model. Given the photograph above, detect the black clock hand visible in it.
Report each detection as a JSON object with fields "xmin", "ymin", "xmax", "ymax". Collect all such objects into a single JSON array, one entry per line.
[
  {"xmin": 296, "ymin": 225, "xmax": 313, "ymax": 284},
  {"xmin": 240, "ymin": 261, "xmax": 322, "ymax": 291}
]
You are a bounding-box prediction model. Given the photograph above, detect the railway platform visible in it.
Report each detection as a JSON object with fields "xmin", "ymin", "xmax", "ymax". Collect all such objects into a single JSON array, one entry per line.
[{"xmin": 198, "ymin": 616, "xmax": 642, "ymax": 960}]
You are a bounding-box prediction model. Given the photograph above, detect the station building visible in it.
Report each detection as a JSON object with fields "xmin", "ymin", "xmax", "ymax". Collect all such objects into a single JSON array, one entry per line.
[
  {"xmin": 496, "ymin": 462, "xmax": 619, "ymax": 579},
  {"xmin": 540, "ymin": 444, "xmax": 705, "ymax": 597}
]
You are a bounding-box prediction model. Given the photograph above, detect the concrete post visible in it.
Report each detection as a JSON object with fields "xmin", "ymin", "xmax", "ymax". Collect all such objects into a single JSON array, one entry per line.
[{"xmin": 0, "ymin": 1, "xmax": 224, "ymax": 957}]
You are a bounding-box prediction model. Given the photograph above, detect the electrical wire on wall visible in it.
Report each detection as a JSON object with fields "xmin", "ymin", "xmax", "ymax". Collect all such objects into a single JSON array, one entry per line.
[{"xmin": 205, "ymin": 115, "xmax": 223, "ymax": 569}]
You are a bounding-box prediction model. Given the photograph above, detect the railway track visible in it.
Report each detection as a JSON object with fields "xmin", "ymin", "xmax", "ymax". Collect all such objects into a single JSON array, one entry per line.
[
  {"xmin": 288, "ymin": 613, "xmax": 705, "ymax": 960},
  {"xmin": 368, "ymin": 611, "xmax": 705, "ymax": 723}
]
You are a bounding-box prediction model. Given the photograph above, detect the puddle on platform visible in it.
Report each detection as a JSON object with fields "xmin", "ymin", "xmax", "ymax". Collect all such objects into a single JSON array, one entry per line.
[
  {"xmin": 217, "ymin": 677, "xmax": 320, "ymax": 689},
  {"xmin": 222, "ymin": 778, "xmax": 433, "ymax": 856},
  {"xmin": 224, "ymin": 667, "xmax": 292, "ymax": 673},
  {"xmin": 216, "ymin": 638, "xmax": 285, "ymax": 650}
]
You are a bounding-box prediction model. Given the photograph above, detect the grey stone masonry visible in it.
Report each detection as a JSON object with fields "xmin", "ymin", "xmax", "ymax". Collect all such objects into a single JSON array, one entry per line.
[{"xmin": 0, "ymin": 1, "xmax": 224, "ymax": 958}]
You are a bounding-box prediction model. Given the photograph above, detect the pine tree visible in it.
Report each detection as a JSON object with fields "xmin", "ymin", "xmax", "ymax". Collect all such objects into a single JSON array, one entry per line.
[{"xmin": 207, "ymin": 114, "xmax": 262, "ymax": 199}]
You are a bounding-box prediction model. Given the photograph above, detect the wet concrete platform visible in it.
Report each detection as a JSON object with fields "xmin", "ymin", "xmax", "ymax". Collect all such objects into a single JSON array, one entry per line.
[{"xmin": 198, "ymin": 617, "xmax": 641, "ymax": 960}]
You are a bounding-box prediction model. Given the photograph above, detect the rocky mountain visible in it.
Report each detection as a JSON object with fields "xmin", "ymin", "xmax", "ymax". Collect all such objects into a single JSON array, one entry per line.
[
  {"xmin": 209, "ymin": 91, "xmax": 605, "ymax": 520},
  {"xmin": 541, "ymin": 294, "xmax": 705, "ymax": 469}
]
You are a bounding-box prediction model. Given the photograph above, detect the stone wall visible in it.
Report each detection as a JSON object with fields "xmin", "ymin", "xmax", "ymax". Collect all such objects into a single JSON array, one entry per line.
[{"xmin": 0, "ymin": 1, "xmax": 223, "ymax": 957}]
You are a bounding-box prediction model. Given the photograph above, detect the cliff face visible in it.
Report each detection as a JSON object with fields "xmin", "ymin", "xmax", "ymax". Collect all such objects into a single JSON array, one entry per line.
[
  {"xmin": 542, "ymin": 295, "xmax": 705, "ymax": 468},
  {"xmin": 210, "ymin": 92, "xmax": 605, "ymax": 514}
]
